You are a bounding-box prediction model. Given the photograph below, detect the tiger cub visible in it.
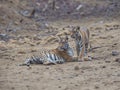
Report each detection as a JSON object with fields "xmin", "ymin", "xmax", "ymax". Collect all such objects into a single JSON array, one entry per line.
[
  {"xmin": 19, "ymin": 34, "xmax": 75, "ymax": 66},
  {"xmin": 69, "ymin": 26, "xmax": 90, "ymax": 61}
]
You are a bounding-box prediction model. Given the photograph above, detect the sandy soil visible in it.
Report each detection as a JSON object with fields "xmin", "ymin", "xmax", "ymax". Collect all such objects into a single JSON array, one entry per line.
[
  {"xmin": 0, "ymin": 0, "xmax": 120, "ymax": 90},
  {"xmin": 0, "ymin": 19, "xmax": 120, "ymax": 90}
]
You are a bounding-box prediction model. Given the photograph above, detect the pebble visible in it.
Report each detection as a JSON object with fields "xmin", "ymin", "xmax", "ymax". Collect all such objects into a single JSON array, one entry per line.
[
  {"xmin": 11, "ymin": 87, "xmax": 15, "ymax": 90},
  {"xmin": 74, "ymin": 66, "xmax": 79, "ymax": 70},
  {"xmin": 75, "ymin": 84, "xmax": 78, "ymax": 86},
  {"xmin": 45, "ymin": 67, "xmax": 49, "ymax": 69},
  {"xmin": 18, "ymin": 51, "xmax": 26, "ymax": 54},
  {"xmin": 81, "ymin": 70, "xmax": 84, "ymax": 73},
  {"xmin": 94, "ymin": 85, "xmax": 99, "ymax": 89},
  {"xmin": 112, "ymin": 51, "xmax": 119, "ymax": 56},
  {"xmin": 31, "ymin": 49, "xmax": 37, "ymax": 52},
  {"xmin": 105, "ymin": 61, "xmax": 111, "ymax": 63},
  {"xmin": 117, "ymin": 74, "xmax": 120, "ymax": 77},
  {"xmin": 101, "ymin": 66, "xmax": 106, "ymax": 68},
  {"xmin": 58, "ymin": 86, "xmax": 61, "ymax": 88},
  {"xmin": 115, "ymin": 58, "xmax": 120, "ymax": 63}
]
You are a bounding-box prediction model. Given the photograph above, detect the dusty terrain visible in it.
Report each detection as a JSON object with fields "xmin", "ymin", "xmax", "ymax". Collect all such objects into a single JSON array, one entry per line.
[{"xmin": 0, "ymin": 0, "xmax": 120, "ymax": 90}]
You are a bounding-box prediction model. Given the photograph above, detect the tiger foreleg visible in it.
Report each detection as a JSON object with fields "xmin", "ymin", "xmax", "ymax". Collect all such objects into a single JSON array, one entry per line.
[
  {"xmin": 76, "ymin": 44, "xmax": 80, "ymax": 61},
  {"xmin": 84, "ymin": 43, "xmax": 92, "ymax": 61},
  {"xmin": 78, "ymin": 45, "xmax": 85, "ymax": 62}
]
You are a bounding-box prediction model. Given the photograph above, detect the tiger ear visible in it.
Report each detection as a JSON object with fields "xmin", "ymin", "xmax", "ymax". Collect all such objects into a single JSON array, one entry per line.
[
  {"xmin": 69, "ymin": 25, "xmax": 74, "ymax": 32},
  {"xmin": 64, "ymin": 32, "xmax": 69, "ymax": 42},
  {"xmin": 77, "ymin": 26, "xmax": 80, "ymax": 30},
  {"xmin": 75, "ymin": 26, "xmax": 80, "ymax": 32}
]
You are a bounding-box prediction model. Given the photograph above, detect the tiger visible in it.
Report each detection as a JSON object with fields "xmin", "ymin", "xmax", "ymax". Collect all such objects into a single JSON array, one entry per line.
[
  {"xmin": 69, "ymin": 26, "xmax": 91, "ymax": 61},
  {"xmin": 19, "ymin": 34, "xmax": 76, "ymax": 66}
]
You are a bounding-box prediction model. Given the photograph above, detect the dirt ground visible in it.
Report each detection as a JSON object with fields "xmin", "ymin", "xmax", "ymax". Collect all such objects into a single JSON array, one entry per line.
[
  {"xmin": 0, "ymin": 18, "xmax": 120, "ymax": 90},
  {"xmin": 0, "ymin": 0, "xmax": 120, "ymax": 90}
]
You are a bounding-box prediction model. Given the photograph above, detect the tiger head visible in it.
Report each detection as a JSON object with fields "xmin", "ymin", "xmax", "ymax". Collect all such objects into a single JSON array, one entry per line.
[
  {"xmin": 57, "ymin": 33, "xmax": 74, "ymax": 58},
  {"xmin": 57, "ymin": 33, "xmax": 69, "ymax": 51},
  {"xmin": 69, "ymin": 26, "xmax": 81, "ymax": 40}
]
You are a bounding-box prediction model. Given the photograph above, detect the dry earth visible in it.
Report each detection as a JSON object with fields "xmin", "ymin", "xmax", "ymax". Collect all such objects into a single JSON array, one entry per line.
[
  {"xmin": 0, "ymin": 19, "xmax": 120, "ymax": 90},
  {"xmin": 0, "ymin": 0, "xmax": 120, "ymax": 90}
]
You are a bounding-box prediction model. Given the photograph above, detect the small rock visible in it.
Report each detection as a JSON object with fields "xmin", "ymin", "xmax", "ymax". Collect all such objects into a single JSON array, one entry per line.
[
  {"xmin": 101, "ymin": 66, "xmax": 106, "ymax": 68},
  {"xmin": 20, "ymin": 10, "xmax": 30, "ymax": 17},
  {"xmin": 95, "ymin": 68, "xmax": 98, "ymax": 70},
  {"xmin": 91, "ymin": 34, "xmax": 97, "ymax": 36},
  {"xmin": 94, "ymin": 85, "xmax": 99, "ymax": 89},
  {"xmin": 105, "ymin": 61, "xmax": 111, "ymax": 63},
  {"xmin": 0, "ymin": 34, "xmax": 10, "ymax": 41},
  {"xmin": 45, "ymin": 67, "xmax": 49, "ymax": 69},
  {"xmin": 81, "ymin": 70, "xmax": 84, "ymax": 73},
  {"xmin": 57, "ymin": 78, "xmax": 61, "ymax": 80},
  {"xmin": 64, "ymin": 87, "xmax": 69, "ymax": 90},
  {"xmin": 31, "ymin": 49, "xmax": 37, "ymax": 52},
  {"xmin": 76, "ymin": 4, "xmax": 83, "ymax": 10},
  {"xmin": 29, "ymin": 43, "xmax": 35, "ymax": 46},
  {"xmin": 58, "ymin": 86, "xmax": 61, "ymax": 88},
  {"xmin": 74, "ymin": 66, "xmax": 79, "ymax": 70},
  {"xmin": 98, "ymin": 62, "xmax": 102, "ymax": 64},
  {"xmin": 36, "ymin": 42, "xmax": 41, "ymax": 45},
  {"xmin": 113, "ymin": 43, "xmax": 118, "ymax": 45},
  {"xmin": 26, "ymin": 85, "xmax": 30, "ymax": 88},
  {"xmin": 99, "ymin": 36, "xmax": 107, "ymax": 39},
  {"xmin": 75, "ymin": 84, "xmax": 78, "ymax": 86},
  {"xmin": 18, "ymin": 51, "xmax": 26, "ymax": 54},
  {"xmin": 110, "ymin": 67, "xmax": 114, "ymax": 69},
  {"xmin": 70, "ymin": 82, "xmax": 73, "ymax": 84},
  {"xmin": 11, "ymin": 87, "xmax": 15, "ymax": 90},
  {"xmin": 112, "ymin": 51, "xmax": 119, "ymax": 56},
  {"xmin": 14, "ymin": 21, "xmax": 19, "ymax": 25},
  {"xmin": 115, "ymin": 58, "xmax": 120, "ymax": 63},
  {"xmin": 117, "ymin": 74, "xmax": 120, "ymax": 77},
  {"xmin": 5, "ymin": 66, "xmax": 9, "ymax": 69}
]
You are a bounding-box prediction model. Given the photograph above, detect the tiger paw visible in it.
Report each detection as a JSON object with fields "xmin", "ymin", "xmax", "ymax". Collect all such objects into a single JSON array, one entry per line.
[{"xmin": 84, "ymin": 56, "xmax": 92, "ymax": 61}]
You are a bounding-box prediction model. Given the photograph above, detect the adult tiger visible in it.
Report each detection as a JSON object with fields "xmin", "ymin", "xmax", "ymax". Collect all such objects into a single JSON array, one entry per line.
[
  {"xmin": 69, "ymin": 26, "xmax": 91, "ymax": 61},
  {"xmin": 19, "ymin": 34, "xmax": 75, "ymax": 66}
]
